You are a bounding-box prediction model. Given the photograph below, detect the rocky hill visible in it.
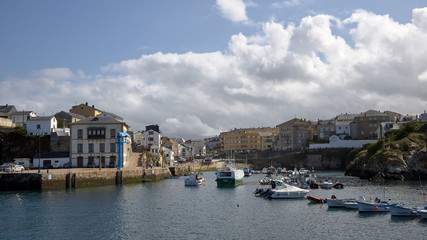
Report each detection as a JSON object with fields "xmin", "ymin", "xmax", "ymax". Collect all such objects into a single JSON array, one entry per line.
[{"xmin": 345, "ymin": 123, "xmax": 427, "ymax": 180}]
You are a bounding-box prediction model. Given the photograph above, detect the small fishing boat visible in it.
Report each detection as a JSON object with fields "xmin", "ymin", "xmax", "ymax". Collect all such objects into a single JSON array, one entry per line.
[
  {"xmin": 321, "ymin": 179, "xmax": 333, "ymax": 189},
  {"xmin": 342, "ymin": 199, "xmax": 358, "ymax": 209},
  {"xmin": 326, "ymin": 195, "xmax": 355, "ymax": 208},
  {"xmin": 357, "ymin": 197, "xmax": 403, "ymax": 212},
  {"xmin": 185, "ymin": 172, "xmax": 205, "ymax": 186},
  {"xmin": 332, "ymin": 182, "xmax": 344, "ymax": 189},
  {"xmin": 390, "ymin": 205, "xmax": 427, "ymax": 217},
  {"xmin": 267, "ymin": 180, "xmax": 310, "ymax": 199},
  {"xmin": 243, "ymin": 167, "xmax": 253, "ymax": 177},
  {"xmin": 417, "ymin": 209, "xmax": 427, "ymax": 219},
  {"xmin": 307, "ymin": 195, "xmax": 326, "ymax": 203}
]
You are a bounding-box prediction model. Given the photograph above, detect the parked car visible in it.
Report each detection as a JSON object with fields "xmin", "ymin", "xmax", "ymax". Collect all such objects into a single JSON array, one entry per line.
[
  {"xmin": 62, "ymin": 162, "xmax": 72, "ymax": 168},
  {"xmin": 13, "ymin": 165, "xmax": 25, "ymax": 172},
  {"xmin": 87, "ymin": 162, "xmax": 97, "ymax": 168},
  {"xmin": 3, "ymin": 165, "xmax": 13, "ymax": 172},
  {"xmin": 108, "ymin": 161, "xmax": 115, "ymax": 168},
  {"xmin": 43, "ymin": 164, "xmax": 53, "ymax": 169}
]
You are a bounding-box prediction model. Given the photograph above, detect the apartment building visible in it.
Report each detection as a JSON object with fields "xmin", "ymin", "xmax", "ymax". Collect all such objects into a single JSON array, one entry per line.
[
  {"xmin": 276, "ymin": 118, "xmax": 312, "ymax": 150},
  {"xmin": 220, "ymin": 127, "xmax": 278, "ymax": 153}
]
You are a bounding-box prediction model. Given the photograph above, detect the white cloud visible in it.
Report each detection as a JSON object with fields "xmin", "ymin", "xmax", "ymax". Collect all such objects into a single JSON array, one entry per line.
[
  {"xmin": 216, "ymin": 0, "xmax": 248, "ymax": 22},
  {"xmin": 2, "ymin": 8, "xmax": 427, "ymax": 139},
  {"xmin": 272, "ymin": 0, "xmax": 304, "ymax": 8}
]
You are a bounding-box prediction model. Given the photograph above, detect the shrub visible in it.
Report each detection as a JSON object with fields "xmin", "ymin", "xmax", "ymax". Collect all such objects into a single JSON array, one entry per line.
[{"xmin": 367, "ymin": 140, "xmax": 384, "ymax": 156}]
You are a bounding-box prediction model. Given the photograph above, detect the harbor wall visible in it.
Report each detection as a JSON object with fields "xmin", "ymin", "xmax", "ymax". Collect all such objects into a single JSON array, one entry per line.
[{"xmin": 0, "ymin": 167, "xmax": 177, "ymax": 191}]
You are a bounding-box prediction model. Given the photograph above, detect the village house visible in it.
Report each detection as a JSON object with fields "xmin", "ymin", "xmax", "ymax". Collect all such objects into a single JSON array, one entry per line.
[
  {"xmin": 10, "ymin": 110, "xmax": 37, "ymax": 127},
  {"xmin": 26, "ymin": 116, "xmax": 57, "ymax": 135},
  {"xmin": 69, "ymin": 114, "xmax": 131, "ymax": 168}
]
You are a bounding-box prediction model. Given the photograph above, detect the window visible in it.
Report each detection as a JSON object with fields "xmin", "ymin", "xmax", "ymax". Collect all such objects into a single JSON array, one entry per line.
[
  {"xmin": 77, "ymin": 144, "xmax": 83, "ymax": 153},
  {"xmin": 100, "ymin": 143, "xmax": 105, "ymax": 152},
  {"xmin": 37, "ymin": 124, "xmax": 41, "ymax": 129},
  {"xmin": 149, "ymin": 131, "xmax": 154, "ymax": 135},
  {"xmin": 89, "ymin": 143, "xmax": 94, "ymax": 153},
  {"xmin": 87, "ymin": 127, "xmax": 105, "ymax": 139},
  {"xmin": 78, "ymin": 129, "xmax": 83, "ymax": 139},
  {"xmin": 110, "ymin": 129, "xmax": 116, "ymax": 139},
  {"xmin": 110, "ymin": 143, "xmax": 116, "ymax": 153}
]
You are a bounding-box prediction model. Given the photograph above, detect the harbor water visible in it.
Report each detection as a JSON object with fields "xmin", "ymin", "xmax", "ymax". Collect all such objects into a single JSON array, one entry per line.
[{"xmin": 1, "ymin": 171, "xmax": 426, "ymax": 240}]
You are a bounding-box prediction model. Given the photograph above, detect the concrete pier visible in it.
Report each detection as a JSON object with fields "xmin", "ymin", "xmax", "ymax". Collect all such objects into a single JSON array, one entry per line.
[{"xmin": 0, "ymin": 165, "xmax": 192, "ymax": 191}]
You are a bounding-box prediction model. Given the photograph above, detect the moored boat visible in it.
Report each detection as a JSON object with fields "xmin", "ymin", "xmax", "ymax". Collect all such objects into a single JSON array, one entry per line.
[
  {"xmin": 267, "ymin": 180, "xmax": 310, "ymax": 199},
  {"xmin": 216, "ymin": 164, "xmax": 244, "ymax": 187},
  {"xmin": 332, "ymin": 182, "xmax": 344, "ymax": 189},
  {"xmin": 243, "ymin": 168, "xmax": 253, "ymax": 177},
  {"xmin": 389, "ymin": 205, "xmax": 424, "ymax": 217},
  {"xmin": 326, "ymin": 195, "xmax": 355, "ymax": 208},
  {"xmin": 185, "ymin": 172, "xmax": 205, "ymax": 186},
  {"xmin": 307, "ymin": 195, "xmax": 326, "ymax": 203},
  {"xmin": 418, "ymin": 209, "xmax": 427, "ymax": 219},
  {"xmin": 321, "ymin": 179, "xmax": 333, "ymax": 189},
  {"xmin": 342, "ymin": 199, "xmax": 358, "ymax": 209},
  {"xmin": 356, "ymin": 197, "xmax": 403, "ymax": 212}
]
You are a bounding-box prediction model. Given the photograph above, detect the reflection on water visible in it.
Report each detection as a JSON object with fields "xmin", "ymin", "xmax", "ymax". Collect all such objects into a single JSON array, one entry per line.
[{"xmin": 1, "ymin": 171, "xmax": 426, "ymax": 240}]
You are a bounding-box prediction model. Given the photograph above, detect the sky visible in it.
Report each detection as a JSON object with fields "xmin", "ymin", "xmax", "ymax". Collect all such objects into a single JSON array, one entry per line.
[{"xmin": 1, "ymin": 0, "xmax": 427, "ymax": 139}]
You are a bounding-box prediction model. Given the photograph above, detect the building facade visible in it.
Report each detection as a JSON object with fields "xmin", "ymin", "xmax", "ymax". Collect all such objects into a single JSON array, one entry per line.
[
  {"xmin": 276, "ymin": 118, "xmax": 312, "ymax": 150},
  {"xmin": 69, "ymin": 102, "xmax": 102, "ymax": 117},
  {"xmin": 220, "ymin": 127, "xmax": 278, "ymax": 153},
  {"xmin": 354, "ymin": 110, "xmax": 394, "ymax": 139},
  {"xmin": 10, "ymin": 111, "xmax": 37, "ymax": 127},
  {"xmin": 26, "ymin": 116, "xmax": 57, "ymax": 135},
  {"xmin": 69, "ymin": 115, "xmax": 131, "ymax": 168}
]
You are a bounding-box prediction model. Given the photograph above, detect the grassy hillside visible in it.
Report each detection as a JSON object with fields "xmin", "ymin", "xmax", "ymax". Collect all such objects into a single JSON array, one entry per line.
[{"xmin": 345, "ymin": 122, "xmax": 427, "ymax": 180}]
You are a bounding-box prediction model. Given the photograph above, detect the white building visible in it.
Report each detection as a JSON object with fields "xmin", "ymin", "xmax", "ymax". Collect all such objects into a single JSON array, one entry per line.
[
  {"xmin": 186, "ymin": 140, "xmax": 206, "ymax": 158},
  {"xmin": 335, "ymin": 113, "xmax": 355, "ymax": 139},
  {"xmin": 26, "ymin": 116, "xmax": 57, "ymax": 135},
  {"xmin": 69, "ymin": 115, "xmax": 131, "ymax": 168},
  {"xmin": 33, "ymin": 152, "xmax": 70, "ymax": 169},
  {"xmin": 142, "ymin": 129, "xmax": 162, "ymax": 153},
  {"xmin": 10, "ymin": 111, "xmax": 37, "ymax": 127},
  {"xmin": 161, "ymin": 146, "xmax": 175, "ymax": 166},
  {"xmin": 309, "ymin": 135, "xmax": 377, "ymax": 149}
]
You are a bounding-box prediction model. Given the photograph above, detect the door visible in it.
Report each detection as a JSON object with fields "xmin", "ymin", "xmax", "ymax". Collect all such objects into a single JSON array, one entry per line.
[{"xmin": 77, "ymin": 157, "xmax": 83, "ymax": 168}]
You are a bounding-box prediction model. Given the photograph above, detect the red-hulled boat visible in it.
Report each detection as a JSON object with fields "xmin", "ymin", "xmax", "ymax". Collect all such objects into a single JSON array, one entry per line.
[{"xmin": 307, "ymin": 195, "xmax": 326, "ymax": 203}]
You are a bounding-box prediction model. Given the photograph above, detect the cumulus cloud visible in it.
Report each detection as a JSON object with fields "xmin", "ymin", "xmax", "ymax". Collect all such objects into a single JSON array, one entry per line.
[
  {"xmin": 2, "ymin": 8, "xmax": 427, "ymax": 139},
  {"xmin": 216, "ymin": 0, "xmax": 248, "ymax": 22}
]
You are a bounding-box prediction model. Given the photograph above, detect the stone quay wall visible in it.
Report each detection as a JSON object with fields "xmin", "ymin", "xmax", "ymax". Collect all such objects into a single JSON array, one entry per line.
[{"xmin": 0, "ymin": 165, "xmax": 192, "ymax": 191}]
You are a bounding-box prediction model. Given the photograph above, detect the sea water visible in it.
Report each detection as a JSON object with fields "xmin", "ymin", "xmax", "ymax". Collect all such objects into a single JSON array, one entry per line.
[{"xmin": 1, "ymin": 171, "xmax": 426, "ymax": 240}]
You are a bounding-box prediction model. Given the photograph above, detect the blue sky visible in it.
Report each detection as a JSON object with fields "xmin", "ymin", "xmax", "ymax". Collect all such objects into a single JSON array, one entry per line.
[{"xmin": 1, "ymin": 0, "xmax": 427, "ymax": 139}]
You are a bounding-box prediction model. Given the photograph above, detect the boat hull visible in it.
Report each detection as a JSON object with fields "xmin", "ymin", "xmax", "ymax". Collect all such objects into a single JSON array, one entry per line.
[
  {"xmin": 390, "ymin": 205, "xmax": 419, "ymax": 217},
  {"xmin": 216, "ymin": 178, "xmax": 243, "ymax": 187},
  {"xmin": 418, "ymin": 210, "xmax": 427, "ymax": 219},
  {"xmin": 357, "ymin": 201, "xmax": 390, "ymax": 212}
]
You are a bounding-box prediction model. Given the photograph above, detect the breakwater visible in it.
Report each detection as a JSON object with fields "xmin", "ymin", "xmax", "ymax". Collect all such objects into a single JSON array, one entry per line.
[{"xmin": 0, "ymin": 165, "xmax": 191, "ymax": 191}]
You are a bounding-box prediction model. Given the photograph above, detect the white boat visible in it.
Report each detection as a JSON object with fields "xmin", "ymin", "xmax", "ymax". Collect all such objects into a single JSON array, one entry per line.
[
  {"xmin": 342, "ymin": 199, "xmax": 358, "ymax": 209},
  {"xmin": 267, "ymin": 180, "xmax": 310, "ymax": 199},
  {"xmin": 321, "ymin": 179, "xmax": 333, "ymax": 189},
  {"xmin": 389, "ymin": 205, "xmax": 426, "ymax": 217},
  {"xmin": 261, "ymin": 168, "xmax": 268, "ymax": 174},
  {"xmin": 418, "ymin": 209, "xmax": 427, "ymax": 219},
  {"xmin": 185, "ymin": 172, "xmax": 205, "ymax": 186},
  {"xmin": 356, "ymin": 197, "xmax": 403, "ymax": 212},
  {"xmin": 216, "ymin": 164, "xmax": 244, "ymax": 187},
  {"xmin": 326, "ymin": 196, "xmax": 355, "ymax": 208}
]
